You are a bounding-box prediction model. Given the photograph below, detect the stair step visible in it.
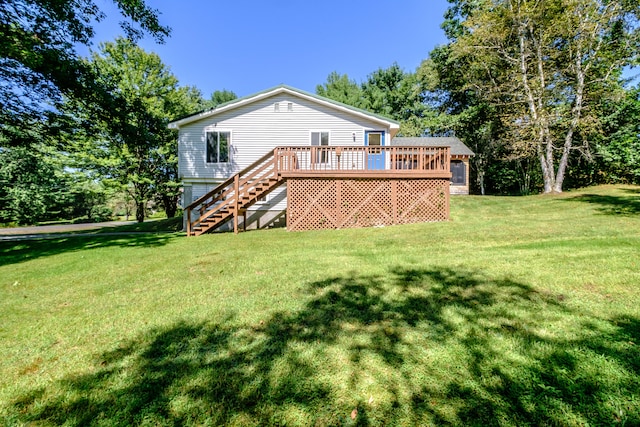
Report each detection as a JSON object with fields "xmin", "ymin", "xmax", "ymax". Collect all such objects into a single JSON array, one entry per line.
[{"xmin": 185, "ymin": 155, "xmax": 283, "ymax": 236}]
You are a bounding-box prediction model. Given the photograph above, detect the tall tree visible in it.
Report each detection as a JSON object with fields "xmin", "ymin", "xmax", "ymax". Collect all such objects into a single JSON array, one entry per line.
[
  {"xmin": 0, "ymin": 145, "xmax": 61, "ymax": 224},
  {"xmin": 317, "ymin": 66, "xmax": 435, "ymax": 137},
  {"xmin": 361, "ymin": 63, "xmax": 432, "ymax": 136},
  {"xmin": 448, "ymin": 0, "xmax": 640, "ymax": 193},
  {"xmin": 153, "ymin": 85, "xmax": 207, "ymax": 218},
  {"xmin": 73, "ymin": 38, "xmax": 202, "ymax": 222},
  {"xmin": 597, "ymin": 85, "xmax": 640, "ymax": 184},
  {"xmin": 316, "ymin": 72, "xmax": 366, "ymax": 108},
  {"xmin": 0, "ymin": 0, "xmax": 170, "ymax": 146},
  {"xmin": 419, "ymin": 45, "xmax": 512, "ymax": 194}
]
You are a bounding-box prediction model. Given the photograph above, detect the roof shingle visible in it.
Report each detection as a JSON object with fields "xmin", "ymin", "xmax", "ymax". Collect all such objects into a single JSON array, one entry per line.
[{"xmin": 391, "ymin": 137, "xmax": 474, "ymax": 156}]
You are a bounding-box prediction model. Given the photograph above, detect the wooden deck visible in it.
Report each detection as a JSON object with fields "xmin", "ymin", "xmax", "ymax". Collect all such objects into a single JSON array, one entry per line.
[
  {"xmin": 275, "ymin": 146, "xmax": 451, "ymax": 178},
  {"xmin": 185, "ymin": 146, "xmax": 451, "ymax": 235}
]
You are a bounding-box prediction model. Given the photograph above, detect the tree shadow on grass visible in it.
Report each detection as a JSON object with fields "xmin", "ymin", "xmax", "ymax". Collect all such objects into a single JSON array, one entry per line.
[
  {"xmin": 0, "ymin": 233, "xmax": 178, "ymax": 267},
  {"xmin": 568, "ymin": 189, "xmax": 640, "ymax": 216},
  {"xmin": 7, "ymin": 268, "xmax": 640, "ymax": 426}
]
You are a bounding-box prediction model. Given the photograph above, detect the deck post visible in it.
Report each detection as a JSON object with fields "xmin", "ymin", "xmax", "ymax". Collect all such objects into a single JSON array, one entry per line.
[
  {"xmin": 446, "ymin": 147, "xmax": 451, "ymax": 173},
  {"xmin": 391, "ymin": 181, "xmax": 397, "ymax": 224},
  {"xmin": 273, "ymin": 147, "xmax": 279, "ymax": 174},
  {"xmin": 186, "ymin": 207, "xmax": 192, "ymax": 236},
  {"xmin": 233, "ymin": 174, "xmax": 239, "ymax": 234},
  {"xmin": 390, "ymin": 147, "xmax": 396, "ymax": 170}
]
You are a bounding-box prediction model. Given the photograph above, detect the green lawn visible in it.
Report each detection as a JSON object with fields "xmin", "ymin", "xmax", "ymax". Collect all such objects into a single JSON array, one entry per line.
[{"xmin": 1, "ymin": 185, "xmax": 639, "ymax": 426}]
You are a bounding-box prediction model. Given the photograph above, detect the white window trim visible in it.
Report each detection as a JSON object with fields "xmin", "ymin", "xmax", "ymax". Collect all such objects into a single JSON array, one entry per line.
[
  {"xmin": 204, "ymin": 128, "xmax": 232, "ymax": 164},
  {"xmin": 255, "ymin": 193, "xmax": 270, "ymax": 205},
  {"xmin": 310, "ymin": 130, "xmax": 331, "ymax": 164},
  {"xmin": 309, "ymin": 130, "xmax": 331, "ymax": 146},
  {"xmin": 365, "ymin": 130, "xmax": 386, "ymax": 146}
]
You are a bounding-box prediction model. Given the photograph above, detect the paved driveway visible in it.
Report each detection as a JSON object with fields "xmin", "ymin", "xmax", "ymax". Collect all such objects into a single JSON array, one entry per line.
[{"xmin": 0, "ymin": 221, "xmax": 137, "ymax": 241}]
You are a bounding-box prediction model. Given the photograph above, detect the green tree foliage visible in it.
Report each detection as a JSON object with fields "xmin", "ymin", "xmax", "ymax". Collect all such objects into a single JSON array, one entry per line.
[
  {"xmin": 597, "ymin": 85, "xmax": 640, "ymax": 184},
  {"xmin": 446, "ymin": 0, "xmax": 640, "ymax": 193},
  {"xmin": 72, "ymin": 38, "xmax": 202, "ymax": 222},
  {"xmin": 0, "ymin": 145, "xmax": 110, "ymax": 225},
  {"xmin": 0, "ymin": 146, "xmax": 60, "ymax": 224},
  {"xmin": 0, "ymin": 0, "xmax": 170, "ymax": 146},
  {"xmin": 206, "ymin": 90, "xmax": 238, "ymax": 109},
  {"xmin": 362, "ymin": 64, "xmax": 416, "ymax": 120},
  {"xmin": 316, "ymin": 72, "xmax": 365, "ymax": 108},
  {"xmin": 419, "ymin": 45, "xmax": 514, "ymax": 194},
  {"xmin": 317, "ymin": 66, "xmax": 436, "ymax": 137}
]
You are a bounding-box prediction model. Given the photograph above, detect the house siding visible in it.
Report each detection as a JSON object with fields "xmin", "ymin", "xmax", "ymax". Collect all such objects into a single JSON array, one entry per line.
[
  {"xmin": 179, "ymin": 93, "xmax": 391, "ymax": 181},
  {"xmin": 179, "ymin": 92, "xmax": 393, "ymax": 215}
]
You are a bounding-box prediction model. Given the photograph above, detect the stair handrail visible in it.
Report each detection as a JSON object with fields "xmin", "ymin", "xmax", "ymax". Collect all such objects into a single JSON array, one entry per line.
[
  {"xmin": 185, "ymin": 149, "xmax": 276, "ymax": 212},
  {"xmin": 185, "ymin": 148, "xmax": 279, "ymax": 236}
]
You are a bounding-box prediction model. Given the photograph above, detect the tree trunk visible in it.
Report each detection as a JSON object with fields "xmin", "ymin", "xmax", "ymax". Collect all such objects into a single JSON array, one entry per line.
[
  {"xmin": 136, "ymin": 201, "xmax": 145, "ymax": 223},
  {"xmin": 162, "ymin": 194, "xmax": 178, "ymax": 218},
  {"xmin": 553, "ymin": 37, "xmax": 586, "ymax": 194},
  {"xmin": 517, "ymin": 25, "xmax": 558, "ymax": 194},
  {"xmin": 553, "ymin": 137, "xmax": 572, "ymax": 193},
  {"xmin": 539, "ymin": 153, "xmax": 553, "ymax": 194},
  {"xmin": 474, "ymin": 155, "xmax": 486, "ymax": 195}
]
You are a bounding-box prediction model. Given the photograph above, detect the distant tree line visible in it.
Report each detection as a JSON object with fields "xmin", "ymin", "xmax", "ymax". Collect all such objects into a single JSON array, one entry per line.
[
  {"xmin": 1, "ymin": 0, "xmax": 638, "ymax": 225},
  {"xmin": 0, "ymin": 0, "xmax": 236, "ymax": 225},
  {"xmin": 317, "ymin": 0, "xmax": 640, "ymax": 195}
]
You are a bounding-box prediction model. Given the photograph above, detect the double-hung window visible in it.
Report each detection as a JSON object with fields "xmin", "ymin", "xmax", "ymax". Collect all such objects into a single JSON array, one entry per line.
[
  {"xmin": 311, "ymin": 131, "xmax": 329, "ymax": 164},
  {"xmin": 206, "ymin": 131, "xmax": 230, "ymax": 163}
]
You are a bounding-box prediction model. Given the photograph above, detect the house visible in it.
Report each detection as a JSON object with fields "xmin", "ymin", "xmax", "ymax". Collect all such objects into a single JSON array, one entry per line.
[
  {"xmin": 392, "ymin": 137, "xmax": 474, "ymax": 195},
  {"xmin": 169, "ymin": 85, "xmax": 470, "ymax": 236}
]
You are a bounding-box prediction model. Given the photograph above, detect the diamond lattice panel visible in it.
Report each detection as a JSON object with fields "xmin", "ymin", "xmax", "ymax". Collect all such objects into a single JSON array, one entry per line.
[
  {"xmin": 396, "ymin": 179, "xmax": 449, "ymax": 224},
  {"xmin": 287, "ymin": 178, "xmax": 449, "ymax": 231},
  {"xmin": 340, "ymin": 180, "xmax": 393, "ymax": 228},
  {"xmin": 287, "ymin": 179, "xmax": 337, "ymax": 231}
]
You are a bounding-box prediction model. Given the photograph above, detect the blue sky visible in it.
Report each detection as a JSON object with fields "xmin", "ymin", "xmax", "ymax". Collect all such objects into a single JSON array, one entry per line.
[{"xmin": 83, "ymin": 0, "xmax": 452, "ymax": 98}]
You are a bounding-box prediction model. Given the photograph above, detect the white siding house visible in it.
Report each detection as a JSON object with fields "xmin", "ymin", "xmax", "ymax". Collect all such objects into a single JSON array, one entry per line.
[{"xmin": 169, "ymin": 85, "xmax": 401, "ymax": 230}]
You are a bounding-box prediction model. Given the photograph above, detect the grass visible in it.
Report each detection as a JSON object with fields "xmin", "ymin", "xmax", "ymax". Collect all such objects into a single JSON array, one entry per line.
[{"xmin": 0, "ymin": 185, "xmax": 638, "ymax": 426}]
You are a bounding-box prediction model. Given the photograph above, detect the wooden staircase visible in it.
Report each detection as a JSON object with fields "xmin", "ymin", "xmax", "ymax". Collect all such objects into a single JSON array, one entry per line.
[{"xmin": 185, "ymin": 149, "xmax": 285, "ymax": 236}]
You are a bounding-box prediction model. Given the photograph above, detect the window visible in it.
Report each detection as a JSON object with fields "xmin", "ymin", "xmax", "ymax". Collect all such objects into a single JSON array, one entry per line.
[
  {"xmin": 274, "ymin": 102, "xmax": 280, "ymax": 112},
  {"xmin": 287, "ymin": 102, "xmax": 293, "ymax": 111},
  {"xmin": 451, "ymin": 160, "xmax": 466, "ymax": 185},
  {"xmin": 206, "ymin": 131, "xmax": 230, "ymax": 163},
  {"xmin": 367, "ymin": 132, "xmax": 382, "ymax": 146},
  {"xmin": 311, "ymin": 131, "xmax": 329, "ymax": 163}
]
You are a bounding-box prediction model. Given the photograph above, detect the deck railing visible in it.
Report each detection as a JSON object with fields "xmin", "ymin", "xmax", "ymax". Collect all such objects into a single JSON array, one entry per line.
[{"xmin": 275, "ymin": 146, "xmax": 450, "ymax": 176}]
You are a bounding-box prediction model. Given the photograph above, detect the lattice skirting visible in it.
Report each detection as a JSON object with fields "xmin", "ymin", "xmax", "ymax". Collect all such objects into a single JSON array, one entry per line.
[{"xmin": 286, "ymin": 178, "xmax": 450, "ymax": 231}]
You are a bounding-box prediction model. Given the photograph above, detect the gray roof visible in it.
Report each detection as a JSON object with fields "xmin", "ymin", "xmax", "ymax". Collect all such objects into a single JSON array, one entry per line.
[{"xmin": 391, "ymin": 137, "xmax": 474, "ymax": 156}]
